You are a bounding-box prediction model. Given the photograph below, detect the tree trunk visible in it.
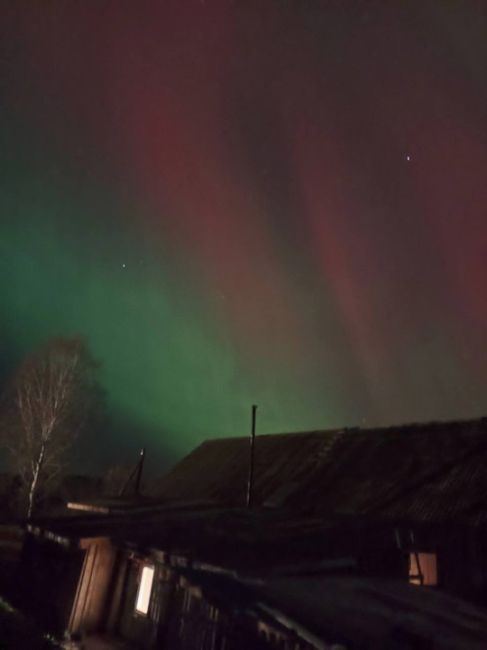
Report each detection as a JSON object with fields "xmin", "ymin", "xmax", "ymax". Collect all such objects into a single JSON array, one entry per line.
[{"xmin": 27, "ymin": 443, "xmax": 46, "ymax": 519}]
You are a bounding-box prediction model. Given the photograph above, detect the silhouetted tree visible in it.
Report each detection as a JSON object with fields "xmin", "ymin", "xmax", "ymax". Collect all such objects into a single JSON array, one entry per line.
[{"xmin": 1, "ymin": 337, "xmax": 100, "ymax": 518}]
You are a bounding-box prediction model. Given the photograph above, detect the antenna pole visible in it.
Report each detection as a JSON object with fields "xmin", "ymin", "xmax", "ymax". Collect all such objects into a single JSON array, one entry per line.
[
  {"xmin": 246, "ymin": 405, "xmax": 257, "ymax": 508},
  {"xmin": 119, "ymin": 447, "xmax": 146, "ymax": 497},
  {"xmin": 135, "ymin": 447, "xmax": 145, "ymax": 495}
]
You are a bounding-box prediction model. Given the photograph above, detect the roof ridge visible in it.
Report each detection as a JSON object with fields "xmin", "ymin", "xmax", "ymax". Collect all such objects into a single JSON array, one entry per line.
[{"xmin": 199, "ymin": 415, "xmax": 487, "ymax": 445}]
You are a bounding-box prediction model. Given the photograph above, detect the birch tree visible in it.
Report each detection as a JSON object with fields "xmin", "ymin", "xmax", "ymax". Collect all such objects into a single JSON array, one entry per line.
[{"xmin": 2, "ymin": 337, "xmax": 99, "ymax": 518}]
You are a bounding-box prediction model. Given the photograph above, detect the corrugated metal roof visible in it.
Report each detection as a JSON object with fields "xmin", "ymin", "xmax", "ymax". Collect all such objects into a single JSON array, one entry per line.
[
  {"xmin": 30, "ymin": 504, "xmax": 396, "ymax": 577},
  {"xmin": 381, "ymin": 449, "xmax": 487, "ymax": 525},
  {"xmin": 256, "ymin": 574, "xmax": 487, "ymax": 649},
  {"xmin": 154, "ymin": 429, "xmax": 343, "ymax": 506},
  {"xmin": 154, "ymin": 417, "xmax": 487, "ymax": 525}
]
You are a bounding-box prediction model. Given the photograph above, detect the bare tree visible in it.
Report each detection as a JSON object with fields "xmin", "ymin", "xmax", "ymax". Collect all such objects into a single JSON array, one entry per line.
[{"xmin": 1, "ymin": 337, "xmax": 100, "ymax": 518}]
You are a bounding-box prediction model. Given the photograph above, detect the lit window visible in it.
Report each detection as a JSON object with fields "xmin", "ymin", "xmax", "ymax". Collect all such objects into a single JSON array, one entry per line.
[
  {"xmin": 409, "ymin": 552, "xmax": 437, "ymax": 586},
  {"xmin": 135, "ymin": 565, "xmax": 155, "ymax": 615}
]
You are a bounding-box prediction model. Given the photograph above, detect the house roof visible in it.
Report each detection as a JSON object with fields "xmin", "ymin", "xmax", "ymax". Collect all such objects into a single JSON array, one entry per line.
[
  {"xmin": 154, "ymin": 417, "xmax": 487, "ymax": 526},
  {"xmin": 66, "ymin": 495, "xmax": 160, "ymax": 514},
  {"xmin": 254, "ymin": 574, "xmax": 487, "ymax": 649},
  {"xmin": 27, "ymin": 502, "xmax": 487, "ymax": 648},
  {"xmin": 170, "ymin": 567, "xmax": 487, "ymax": 649},
  {"xmin": 28, "ymin": 502, "xmax": 399, "ymax": 578},
  {"xmin": 380, "ymin": 448, "xmax": 487, "ymax": 526},
  {"xmin": 154, "ymin": 428, "xmax": 343, "ymax": 506}
]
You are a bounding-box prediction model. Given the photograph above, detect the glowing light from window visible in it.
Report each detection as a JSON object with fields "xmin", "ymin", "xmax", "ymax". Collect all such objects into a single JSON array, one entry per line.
[
  {"xmin": 409, "ymin": 552, "xmax": 437, "ymax": 586},
  {"xmin": 135, "ymin": 565, "xmax": 154, "ymax": 615}
]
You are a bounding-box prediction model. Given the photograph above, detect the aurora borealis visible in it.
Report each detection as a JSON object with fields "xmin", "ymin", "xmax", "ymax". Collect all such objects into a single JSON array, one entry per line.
[{"xmin": 1, "ymin": 2, "xmax": 486, "ymax": 470}]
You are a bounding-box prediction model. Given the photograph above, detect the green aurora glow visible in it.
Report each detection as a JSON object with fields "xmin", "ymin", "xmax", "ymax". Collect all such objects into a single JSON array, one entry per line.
[{"xmin": 1, "ymin": 3, "xmax": 486, "ymax": 469}]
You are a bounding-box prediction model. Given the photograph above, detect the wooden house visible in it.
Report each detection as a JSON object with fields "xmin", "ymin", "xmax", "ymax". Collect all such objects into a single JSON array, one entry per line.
[
  {"xmin": 17, "ymin": 503, "xmax": 487, "ymax": 649},
  {"xmin": 154, "ymin": 416, "xmax": 487, "ymax": 604},
  {"xmin": 14, "ymin": 416, "xmax": 487, "ymax": 648}
]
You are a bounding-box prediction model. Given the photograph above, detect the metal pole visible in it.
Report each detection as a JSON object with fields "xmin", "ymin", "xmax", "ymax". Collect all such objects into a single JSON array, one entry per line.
[
  {"xmin": 119, "ymin": 448, "xmax": 146, "ymax": 497},
  {"xmin": 246, "ymin": 405, "xmax": 257, "ymax": 508},
  {"xmin": 135, "ymin": 447, "xmax": 145, "ymax": 495}
]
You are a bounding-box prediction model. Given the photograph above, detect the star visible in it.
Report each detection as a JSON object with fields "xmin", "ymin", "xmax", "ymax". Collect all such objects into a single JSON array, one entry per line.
[
  {"xmin": 122, "ymin": 263, "xmax": 126, "ymax": 269},
  {"xmin": 406, "ymin": 155, "xmax": 411, "ymax": 162}
]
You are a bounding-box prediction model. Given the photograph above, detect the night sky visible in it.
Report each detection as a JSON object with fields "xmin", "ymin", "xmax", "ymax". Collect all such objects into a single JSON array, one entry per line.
[{"xmin": 1, "ymin": 2, "xmax": 486, "ymax": 470}]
